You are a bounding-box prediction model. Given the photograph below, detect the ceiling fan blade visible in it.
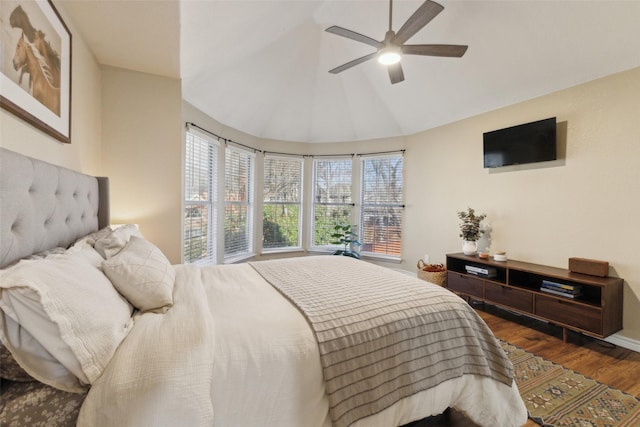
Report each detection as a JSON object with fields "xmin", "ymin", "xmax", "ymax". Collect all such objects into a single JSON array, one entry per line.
[
  {"xmin": 325, "ymin": 26, "xmax": 383, "ymax": 49},
  {"xmin": 329, "ymin": 52, "xmax": 378, "ymax": 74},
  {"xmin": 388, "ymin": 62, "xmax": 405, "ymax": 84},
  {"xmin": 393, "ymin": 0, "xmax": 444, "ymax": 46},
  {"xmin": 402, "ymin": 44, "xmax": 468, "ymax": 57}
]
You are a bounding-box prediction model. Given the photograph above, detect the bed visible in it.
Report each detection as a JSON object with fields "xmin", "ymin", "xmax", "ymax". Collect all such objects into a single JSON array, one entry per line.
[{"xmin": 0, "ymin": 147, "xmax": 527, "ymax": 427}]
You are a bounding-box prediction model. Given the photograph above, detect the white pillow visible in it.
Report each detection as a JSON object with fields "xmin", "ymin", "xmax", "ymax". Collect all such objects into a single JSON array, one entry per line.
[
  {"xmin": 94, "ymin": 224, "xmax": 144, "ymax": 259},
  {"xmin": 102, "ymin": 236, "xmax": 175, "ymax": 313},
  {"xmin": 0, "ymin": 244, "xmax": 134, "ymax": 390},
  {"xmin": 72, "ymin": 226, "xmax": 113, "ymax": 248}
]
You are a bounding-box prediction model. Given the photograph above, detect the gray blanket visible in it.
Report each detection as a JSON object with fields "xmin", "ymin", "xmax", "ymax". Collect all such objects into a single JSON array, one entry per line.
[{"xmin": 250, "ymin": 256, "xmax": 513, "ymax": 427}]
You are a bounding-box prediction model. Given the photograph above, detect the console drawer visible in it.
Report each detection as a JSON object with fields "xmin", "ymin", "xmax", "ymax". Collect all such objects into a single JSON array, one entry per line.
[
  {"xmin": 447, "ymin": 272, "xmax": 483, "ymax": 298},
  {"xmin": 485, "ymin": 282, "xmax": 533, "ymax": 313},
  {"xmin": 535, "ymin": 295, "xmax": 602, "ymax": 335}
]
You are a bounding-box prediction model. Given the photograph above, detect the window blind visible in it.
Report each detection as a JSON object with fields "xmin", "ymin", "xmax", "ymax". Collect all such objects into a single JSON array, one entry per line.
[
  {"xmin": 184, "ymin": 130, "xmax": 218, "ymax": 264},
  {"xmin": 263, "ymin": 155, "xmax": 303, "ymax": 250},
  {"xmin": 224, "ymin": 145, "xmax": 255, "ymax": 261},
  {"xmin": 312, "ymin": 158, "xmax": 353, "ymax": 247},
  {"xmin": 360, "ymin": 154, "xmax": 404, "ymax": 258}
]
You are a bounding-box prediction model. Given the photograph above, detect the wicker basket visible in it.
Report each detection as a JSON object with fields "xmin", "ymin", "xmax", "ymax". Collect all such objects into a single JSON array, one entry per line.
[{"xmin": 416, "ymin": 259, "xmax": 447, "ymax": 286}]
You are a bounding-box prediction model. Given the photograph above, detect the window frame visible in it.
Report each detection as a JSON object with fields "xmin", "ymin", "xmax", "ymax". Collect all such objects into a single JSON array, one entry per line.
[
  {"xmin": 309, "ymin": 156, "xmax": 355, "ymax": 252},
  {"xmin": 262, "ymin": 154, "xmax": 304, "ymax": 253},
  {"xmin": 358, "ymin": 153, "xmax": 404, "ymax": 261},
  {"xmin": 183, "ymin": 128, "xmax": 218, "ymax": 265},
  {"xmin": 223, "ymin": 144, "xmax": 256, "ymax": 263}
]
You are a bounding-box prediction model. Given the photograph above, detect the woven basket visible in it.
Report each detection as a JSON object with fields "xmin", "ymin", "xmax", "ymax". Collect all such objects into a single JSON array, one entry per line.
[{"xmin": 416, "ymin": 259, "xmax": 447, "ymax": 286}]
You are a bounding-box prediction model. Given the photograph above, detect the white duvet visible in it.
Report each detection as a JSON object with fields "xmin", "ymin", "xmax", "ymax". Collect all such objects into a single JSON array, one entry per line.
[{"xmin": 78, "ymin": 263, "xmax": 527, "ymax": 427}]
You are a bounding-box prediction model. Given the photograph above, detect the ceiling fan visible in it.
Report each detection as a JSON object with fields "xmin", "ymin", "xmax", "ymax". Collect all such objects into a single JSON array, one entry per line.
[{"xmin": 326, "ymin": 0, "xmax": 468, "ymax": 84}]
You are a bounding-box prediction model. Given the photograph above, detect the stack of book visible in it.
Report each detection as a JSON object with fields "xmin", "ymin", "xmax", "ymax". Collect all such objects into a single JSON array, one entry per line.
[
  {"xmin": 540, "ymin": 280, "xmax": 582, "ymax": 299},
  {"xmin": 464, "ymin": 265, "xmax": 497, "ymax": 278}
]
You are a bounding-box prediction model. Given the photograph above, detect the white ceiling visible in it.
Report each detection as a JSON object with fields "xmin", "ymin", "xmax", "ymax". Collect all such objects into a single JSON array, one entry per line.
[{"xmin": 60, "ymin": 0, "xmax": 640, "ymax": 143}]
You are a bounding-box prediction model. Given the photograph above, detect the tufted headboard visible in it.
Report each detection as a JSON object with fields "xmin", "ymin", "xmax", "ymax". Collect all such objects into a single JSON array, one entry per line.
[{"xmin": 0, "ymin": 148, "xmax": 110, "ymax": 268}]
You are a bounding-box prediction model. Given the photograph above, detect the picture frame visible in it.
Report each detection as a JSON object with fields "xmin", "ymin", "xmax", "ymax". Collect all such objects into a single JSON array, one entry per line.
[{"xmin": 1, "ymin": 0, "xmax": 72, "ymax": 144}]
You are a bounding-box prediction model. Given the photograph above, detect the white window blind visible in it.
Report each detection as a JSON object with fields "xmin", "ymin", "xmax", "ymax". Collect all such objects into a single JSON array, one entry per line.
[
  {"xmin": 263, "ymin": 155, "xmax": 303, "ymax": 250},
  {"xmin": 184, "ymin": 130, "xmax": 218, "ymax": 264},
  {"xmin": 224, "ymin": 145, "xmax": 255, "ymax": 261},
  {"xmin": 312, "ymin": 158, "xmax": 353, "ymax": 247},
  {"xmin": 360, "ymin": 154, "xmax": 404, "ymax": 259}
]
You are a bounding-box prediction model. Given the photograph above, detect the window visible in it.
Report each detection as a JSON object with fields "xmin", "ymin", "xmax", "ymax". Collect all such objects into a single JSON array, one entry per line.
[
  {"xmin": 224, "ymin": 146, "xmax": 255, "ymax": 261},
  {"xmin": 360, "ymin": 154, "xmax": 404, "ymax": 258},
  {"xmin": 184, "ymin": 130, "xmax": 217, "ymax": 264},
  {"xmin": 263, "ymin": 155, "xmax": 303, "ymax": 250},
  {"xmin": 312, "ymin": 158, "xmax": 353, "ymax": 247}
]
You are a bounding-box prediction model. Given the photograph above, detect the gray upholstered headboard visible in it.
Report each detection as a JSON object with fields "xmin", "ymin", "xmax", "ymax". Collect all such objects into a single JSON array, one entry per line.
[{"xmin": 0, "ymin": 148, "xmax": 110, "ymax": 268}]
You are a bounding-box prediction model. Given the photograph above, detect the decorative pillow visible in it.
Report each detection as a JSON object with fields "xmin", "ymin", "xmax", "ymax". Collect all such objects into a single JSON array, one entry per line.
[
  {"xmin": 102, "ymin": 236, "xmax": 175, "ymax": 313},
  {"xmin": 94, "ymin": 224, "xmax": 144, "ymax": 259},
  {"xmin": 72, "ymin": 226, "xmax": 113, "ymax": 248},
  {"xmin": 0, "ymin": 244, "xmax": 134, "ymax": 392},
  {"xmin": 0, "ymin": 341, "xmax": 33, "ymax": 382}
]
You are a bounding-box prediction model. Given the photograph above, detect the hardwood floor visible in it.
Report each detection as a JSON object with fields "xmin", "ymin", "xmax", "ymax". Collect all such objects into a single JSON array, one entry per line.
[{"xmin": 406, "ymin": 302, "xmax": 640, "ymax": 427}]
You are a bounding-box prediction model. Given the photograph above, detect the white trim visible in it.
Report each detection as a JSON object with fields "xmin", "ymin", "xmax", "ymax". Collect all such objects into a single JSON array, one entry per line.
[
  {"xmin": 260, "ymin": 248, "xmax": 306, "ymax": 256},
  {"xmin": 224, "ymin": 252, "xmax": 257, "ymax": 264},
  {"xmin": 604, "ymin": 333, "xmax": 640, "ymax": 353}
]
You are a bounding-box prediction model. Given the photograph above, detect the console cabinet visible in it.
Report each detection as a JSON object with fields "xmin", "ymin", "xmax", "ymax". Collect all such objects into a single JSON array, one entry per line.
[{"xmin": 446, "ymin": 253, "xmax": 623, "ymax": 341}]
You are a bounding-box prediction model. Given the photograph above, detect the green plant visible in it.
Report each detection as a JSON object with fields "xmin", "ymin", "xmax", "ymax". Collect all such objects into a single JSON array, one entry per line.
[
  {"xmin": 331, "ymin": 223, "xmax": 362, "ymax": 259},
  {"xmin": 457, "ymin": 207, "xmax": 486, "ymax": 241}
]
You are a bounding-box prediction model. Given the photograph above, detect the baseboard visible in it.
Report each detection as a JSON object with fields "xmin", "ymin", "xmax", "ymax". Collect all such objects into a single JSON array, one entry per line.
[{"xmin": 605, "ymin": 334, "xmax": 640, "ymax": 353}]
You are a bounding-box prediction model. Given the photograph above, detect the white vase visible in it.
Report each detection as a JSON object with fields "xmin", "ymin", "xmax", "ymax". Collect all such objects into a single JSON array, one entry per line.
[{"xmin": 462, "ymin": 240, "xmax": 477, "ymax": 255}]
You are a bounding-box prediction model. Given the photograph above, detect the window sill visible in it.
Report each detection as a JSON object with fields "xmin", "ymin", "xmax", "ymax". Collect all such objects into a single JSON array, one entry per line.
[
  {"xmin": 261, "ymin": 248, "xmax": 305, "ymax": 255},
  {"xmin": 307, "ymin": 249, "xmax": 402, "ymax": 264},
  {"xmin": 224, "ymin": 252, "xmax": 257, "ymax": 264}
]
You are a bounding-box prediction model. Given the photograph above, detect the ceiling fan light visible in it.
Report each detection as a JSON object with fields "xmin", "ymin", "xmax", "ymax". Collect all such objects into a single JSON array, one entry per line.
[{"xmin": 378, "ymin": 47, "xmax": 401, "ymax": 65}]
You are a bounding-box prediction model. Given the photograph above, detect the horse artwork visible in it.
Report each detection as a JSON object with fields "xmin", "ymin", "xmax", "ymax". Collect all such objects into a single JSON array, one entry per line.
[
  {"xmin": 12, "ymin": 32, "xmax": 60, "ymax": 116},
  {"xmin": 34, "ymin": 30, "xmax": 61, "ymax": 86},
  {"xmin": 8, "ymin": 5, "xmax": 61, "ymax": 116},
  {"xmin": 0, "ymin": 0, "xmax": 71, "ymax": 143}
]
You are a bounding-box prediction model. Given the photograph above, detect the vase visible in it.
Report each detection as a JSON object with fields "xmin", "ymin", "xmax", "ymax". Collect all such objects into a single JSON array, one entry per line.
[{"xmin": 462, "ymin": 240, "xmax": 477, "ymax": 255}]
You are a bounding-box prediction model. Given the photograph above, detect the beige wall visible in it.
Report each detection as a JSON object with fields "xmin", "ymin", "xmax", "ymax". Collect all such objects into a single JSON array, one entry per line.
[
  {"xmin": 404, "ymin": 67, "xmax": 640, "ymax": 344},
  {"xmin": 0, "ymin": 2, "xmax": 102, "ymax": 174},
  {"xmin": 101, "ymin": 67, "xmax": 183, "ymax": 263}
]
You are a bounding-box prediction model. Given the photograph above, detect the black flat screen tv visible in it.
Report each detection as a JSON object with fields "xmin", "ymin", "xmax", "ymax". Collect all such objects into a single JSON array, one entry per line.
[{"xmin": 483, "ymin": 117, "xmax": 557, "ymax": 168}]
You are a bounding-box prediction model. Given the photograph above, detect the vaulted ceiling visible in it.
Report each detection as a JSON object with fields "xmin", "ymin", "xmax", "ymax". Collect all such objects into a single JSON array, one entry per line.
[{"xmin": 61, "ymin": 0, "xmax": 640, "ymax": 143}]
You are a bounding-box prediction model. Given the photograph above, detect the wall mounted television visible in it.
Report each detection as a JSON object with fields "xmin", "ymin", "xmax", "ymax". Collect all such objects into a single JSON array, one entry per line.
[{"xmin": 483, "ymin": 117, "xmax": 557, "ymax": 168}]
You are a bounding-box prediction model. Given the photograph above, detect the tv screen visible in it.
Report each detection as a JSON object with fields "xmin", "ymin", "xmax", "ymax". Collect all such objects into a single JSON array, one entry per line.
[{"xmin": 483, "ymin": 117, "xmax": 557, "ymax": 168}]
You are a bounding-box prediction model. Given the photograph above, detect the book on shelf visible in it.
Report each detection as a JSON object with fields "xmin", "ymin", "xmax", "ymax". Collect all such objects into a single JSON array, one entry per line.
[
  {"xmin": 540, "ymin": 283, "xmax": 582, "ymax": 294},
  {"xmin": 540, "ymin": 287, "xmax": 582, "ymax": 299},
  {"xmin": 541, "ymin": 279, "xmax": 582, "ymax": 292}
]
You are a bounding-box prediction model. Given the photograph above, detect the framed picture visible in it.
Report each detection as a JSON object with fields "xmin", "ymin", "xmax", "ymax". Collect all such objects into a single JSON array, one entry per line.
[{"xmin": 1, "ymin": 0, "xmax": 72, "ymax": 144}]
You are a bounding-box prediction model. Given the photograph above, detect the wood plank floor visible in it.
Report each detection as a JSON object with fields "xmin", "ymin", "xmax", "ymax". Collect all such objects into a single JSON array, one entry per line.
[{"xmin": 406, "ymin": 302, "xmax": 640, "ymax": 427}]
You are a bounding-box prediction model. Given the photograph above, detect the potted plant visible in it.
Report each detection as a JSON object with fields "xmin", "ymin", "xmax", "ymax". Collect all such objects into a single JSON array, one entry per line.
[
  {"xmin": 457, "ymin": 207, "xmax": 486, "ymax": 255},
  {"xmin": 331, "ymin": 223, "xmax": 362, "ymax": 259}
]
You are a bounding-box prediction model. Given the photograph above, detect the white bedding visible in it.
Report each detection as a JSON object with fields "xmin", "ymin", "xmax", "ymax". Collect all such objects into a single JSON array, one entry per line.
[{"xmin": 78, "ymin": 262, "xmax": 527, "ymax": 427}]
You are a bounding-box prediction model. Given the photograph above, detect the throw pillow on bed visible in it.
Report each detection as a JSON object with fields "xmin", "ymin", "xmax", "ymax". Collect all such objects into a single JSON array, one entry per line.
[
  {"xmin": 0, "ymin": 244, "xmax": 134, "ymax": 392},
  {"xmin": 102, "ymin": 236, "xmax": 175, "ymax": 313},
  {"xmin": 94, "ymin": 224, "xmax": 144, "ymax": 259}
]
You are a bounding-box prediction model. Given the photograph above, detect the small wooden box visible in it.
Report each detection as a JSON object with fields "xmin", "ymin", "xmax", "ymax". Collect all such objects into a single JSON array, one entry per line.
[{"xmin": 569, "ymin": 257, "xmax": 609, "ymax": 277}]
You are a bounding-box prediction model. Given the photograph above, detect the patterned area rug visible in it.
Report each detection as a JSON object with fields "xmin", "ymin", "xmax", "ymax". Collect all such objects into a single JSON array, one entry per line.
[{"xmin": 501, "ymin": 341, "xmax": 640, "ymax": 427}]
